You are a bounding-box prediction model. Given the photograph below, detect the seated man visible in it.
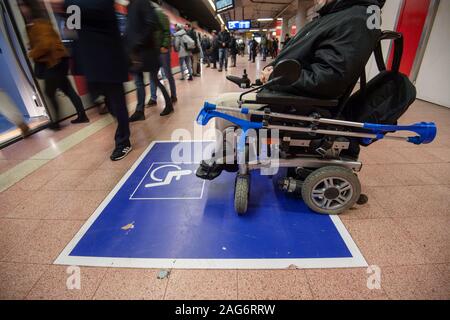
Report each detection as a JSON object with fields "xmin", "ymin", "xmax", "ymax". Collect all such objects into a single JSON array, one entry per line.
[{"xmin": 197, "ymin": 0, "xmax": 385, "ymax": 180}]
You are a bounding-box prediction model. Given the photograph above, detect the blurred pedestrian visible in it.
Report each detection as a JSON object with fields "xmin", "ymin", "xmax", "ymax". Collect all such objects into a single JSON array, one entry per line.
[
  {"xmin": 209, "ymin": 30, "xmax": 219, "ymax": 69},
  {"xmin": 201, "ymin": 34, "xmax": 211, "ymax": 68},
  {"xmin": 0, "ymin": 88, "xmax": 30, "ymax": 137},
  {"xmin": 185, "ymin": 23, "xmax": 201, "ymax": 77},
  {"xmin": 148, "ymin": 0, "xmax": 178, "ymax": 106},
  {"xmin": 127, "ymin": 0, "xmax": 174, "ymax": 119},
  {"xmin": 22, "ymin": 0, "xmax": 88, "ymax": 130},
  {"xmin": 173, "ymin": 24, "xmax": 194, "ymax": 81},
  {"xmin": 229, "ymin": 33, "xmax": 238, "ymax": 68},
  {"xmin": 56, "ymin": 0, "xmax": 132, "ymax": 161},
  {"xmin": 217, "ymin": 25, "xmax": 230, "ymax": 72}
]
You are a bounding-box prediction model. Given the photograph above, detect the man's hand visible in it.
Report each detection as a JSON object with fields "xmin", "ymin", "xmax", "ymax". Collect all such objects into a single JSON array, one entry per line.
[{"xmin": 260, "ymin": 66, "xmax": 273, "ymax": 84}]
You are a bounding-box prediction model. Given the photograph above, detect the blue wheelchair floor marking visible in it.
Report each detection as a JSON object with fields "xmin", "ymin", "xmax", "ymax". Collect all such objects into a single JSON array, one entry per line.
[{"xmin": 55, "ymin": 141, "xmax": 367, "ymax": 269}]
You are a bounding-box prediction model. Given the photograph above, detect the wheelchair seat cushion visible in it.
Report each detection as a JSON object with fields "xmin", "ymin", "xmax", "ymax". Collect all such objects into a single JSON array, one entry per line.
[
  {"xmin": 344, "ymin": 70, "xmax": 416, "ymax": 124},
  {"xmin": 256, "ymin": 89, "xmax": 339, "ymax": 108}
]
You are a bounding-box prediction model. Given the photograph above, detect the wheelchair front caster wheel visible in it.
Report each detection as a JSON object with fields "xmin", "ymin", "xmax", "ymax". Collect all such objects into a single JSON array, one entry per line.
[
  {"xmin": 235, "ymin": 175, "xmax": 250, "ymax": 215},
  {"xmin": 357, "ymin": 194, "xmax": 369, "ymax": 205},
  {"xmin": 301, "ymin": 166, "xmax": 361, "ymax": 215}
]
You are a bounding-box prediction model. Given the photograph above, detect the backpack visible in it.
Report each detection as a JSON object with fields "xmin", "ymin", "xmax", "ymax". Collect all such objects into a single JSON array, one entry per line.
[
  {"xmin": 182, "ymin": 34, "xmax": 196, "ymax": 51},
  {"xmin": 344, "ymin": 32, "xmax": 416, "ymax": 126}
]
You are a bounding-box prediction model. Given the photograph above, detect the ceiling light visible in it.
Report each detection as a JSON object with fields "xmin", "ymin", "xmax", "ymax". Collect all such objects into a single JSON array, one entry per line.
[
  {"xmin": 208, "ymin": 0, "xmax": 216, "ymax": 10},
  {"xmin": 257, "ymin": 18, "xmax": 274, "ymax": 22},
  {"xmin": 218, "ymin": 14, "xmax": 225, "ymax": 25}
]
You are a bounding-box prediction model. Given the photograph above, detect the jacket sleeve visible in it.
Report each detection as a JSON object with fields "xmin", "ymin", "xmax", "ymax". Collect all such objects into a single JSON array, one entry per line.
[
  {"xmin": 287, "ymin": 17, "xmax": 379, "ymax": 98},
  {"xmin": 134, "ymin": 0, "xmax": 159, "ymax": 51},
  {"xmin": 159, "ymin": 11, "xmax": 171, "ymax": 49}
]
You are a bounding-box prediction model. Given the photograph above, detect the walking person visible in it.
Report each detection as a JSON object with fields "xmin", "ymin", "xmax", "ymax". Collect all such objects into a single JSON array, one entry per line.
[
  {"xmin": 229, "ymin": 33, "xmax": 238, "ymax": 68},
  {"xmin": 273, "ymin": 38, "xmax": 279, "ymax": 58},
  {"xmin": 173, "ymin": 24, "xmax": 194, "ymax": 81},
  {"xmin": 22, "ymin": 0, "xmax": 88, "ymax": 130},
  {"xmin": 217, "ymin": 25, "xmax": 230, "ymax": 72},
  {"xmin": 148, "ymin": 0, "xmax": 177, "ymax": 106},
  {"xmin": 250, "ymin": 38, "xmax": 258, "ymax": 63},
  {"xmin": 201, "ymin": 35, "xmax": 211, "ymax": 68},
  {"xmin": 185, "ymin": 23, "xmax": 201, "ymax": 77},
  {"xmin": 127, "ymin": 0, "xmax": 174, "ymax": 119},
  {"xmin": 54, "ymin": 0, "xmax": 132, "ymax": 161},
  {"xmin": 260, "ymin": 34, "xmax": 267, "ymax": 61},
  {"xmin": 209, "ymin": 30, "xmax": 219, "ymax": 69}
]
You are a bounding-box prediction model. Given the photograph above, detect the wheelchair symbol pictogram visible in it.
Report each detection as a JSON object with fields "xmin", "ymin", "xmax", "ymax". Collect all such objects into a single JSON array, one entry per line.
[{"xmin": 145, "ymin": 164, "xmax": 193, "ymax": 188}]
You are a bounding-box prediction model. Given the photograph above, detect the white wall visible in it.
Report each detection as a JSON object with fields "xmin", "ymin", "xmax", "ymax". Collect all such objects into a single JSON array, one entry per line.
[
  {"xmin": 366, "ymin": 0, "xmax": 403, "ymax": 80},
  {"xmin": 415, "ymin": 0, "xmax": 450, "ymax": 108}
]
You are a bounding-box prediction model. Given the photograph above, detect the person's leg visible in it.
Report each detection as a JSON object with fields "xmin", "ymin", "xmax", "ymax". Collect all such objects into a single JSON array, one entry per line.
[
  {"xmin": 151, "ymin": 72, "xmax": 173, "ymax": 117},
  {"xmin": 179, "ymin": 57, "xmax": 186, "ymax": 80},
  {"xmin": 101, "ymin": 82, "xmax": 132, "ymax": 160},
  {"xmin": 161, "ymin": 52, "xmax": 177, "ymax": 101},
  {"xmin": 130, "ymin": 72, "xmax": 146, "ymax": 121},
  {"xmin": 218, "ymin": 49, "xmax": 224, "ymax": 71},
  {"xmin": 44, "ymin": 77, "xmax": 61, "ymax": 129},
  {"xmin": 192, "ymin": 53, "xmax": 200, "ymax": 76},
  {"xmin": 224, "ymin": 49, "xmax": 228, "ymax": 70},
  {"xmin": 149, "ymin": 70, "xmax": 158, "ymax": 104},
  {"xmin": 185, "ymin": 56, "xmax": 193, "ymax": 80},
  {"xmin": 0, "ymin": 88, "xmax": 29, "ymax": 135},
  {"xmin": 134, "ymin": 72, "xmax": 146, "ymax": 113},
  {"xmin": 58, "ymin": 76, "xmax": 89, "ymax": 123}
]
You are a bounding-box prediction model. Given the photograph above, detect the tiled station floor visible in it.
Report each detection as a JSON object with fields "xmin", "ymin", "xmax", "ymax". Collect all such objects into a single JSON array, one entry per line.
[{"xmin": 0, "ymin": 56, "xmax": 449, "ymax": 300}]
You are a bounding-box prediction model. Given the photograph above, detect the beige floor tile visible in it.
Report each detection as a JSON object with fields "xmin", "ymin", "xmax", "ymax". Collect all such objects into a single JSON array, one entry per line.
[
  {"xmin": 0, "ymin": 219, "xmax": 41, "ymax": 260},
  {"xmin": 43, "ymin": 169, "xmax": 93, "ymax": 191},
  {"xmin": 238, "ymin": 270, "xmax": 312, "ymax": 300},
  {"xmin": 27, "ymin": 265, "xmax": 106, "ymax": 300},
  {"xmin": 76, "ymin": 169, "xmax": 126, "ymax": 191},
  {"xmin": 343, "ymin": 218, "xmax": 429, "ymax": 266},
  {"xmin": 416, "ymin": 163, "xmax": 450, "ymax": 185},
  {"xmin": 0, "ymin": 189, "xmax": 34, "ymax": 218},
  {"xmin": 0, "ymin": 262, "xmax": 48, "ymax": 300},
  {"xmin": 93, "ymin": 269, "xmax": 167, "ymax": 300},
  {"xmin": 306, "ymin": 268, "xmax": 388, "ymax": 300},
  {"xmin": 165, "ymin": 270, "xmax": 237, "ymax": 300},
  {"xmin": 394, "ymin": 216, "xmax": 450, "ymax": 264},
  {"xmin": 3, "ymin": 220, "xmax": 83, "ymax": 264},
  {"xmin": 381, "ymin": 265, "xmax": 450, "ymax": 300}
]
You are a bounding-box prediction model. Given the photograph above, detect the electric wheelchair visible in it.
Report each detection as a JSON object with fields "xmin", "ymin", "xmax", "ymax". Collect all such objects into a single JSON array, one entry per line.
[{"xmin": 196, "ymin": 31, "xmax": 437, "ymax": 216}]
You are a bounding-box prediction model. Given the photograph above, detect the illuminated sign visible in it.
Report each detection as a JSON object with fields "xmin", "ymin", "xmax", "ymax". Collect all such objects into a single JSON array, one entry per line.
[
  {"xmin": 216, "ymin": 0, "xmax": 235, "ymax": 13},
  {"xmin": 227, "ymin": 20, "xmax": 251, "ymax": 30}
]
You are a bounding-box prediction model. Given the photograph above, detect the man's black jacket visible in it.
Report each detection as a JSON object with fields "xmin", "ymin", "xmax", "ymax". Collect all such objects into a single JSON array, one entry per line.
[
  {"xmin": 218, "ymin": 31, "xmax": 231, "ymax": 48},
  {"xmin": 269, "ymin": 0, "xmax": 385, "ymax": 99}
]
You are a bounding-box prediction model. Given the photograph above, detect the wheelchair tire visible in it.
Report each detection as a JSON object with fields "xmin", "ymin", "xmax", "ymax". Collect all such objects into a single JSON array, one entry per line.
[
  {"xmin": 301, "ymin": 166, "xmax": 361, "ymax": 215},
  {"xmin": 235, "ymin": 175, "xmax": 250, "ymax": 215}
]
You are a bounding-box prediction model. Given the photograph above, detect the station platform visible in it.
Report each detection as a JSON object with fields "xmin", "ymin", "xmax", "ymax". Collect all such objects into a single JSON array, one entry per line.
[{"xmin": 0, "ymin": 56, "xmax": 449, "ymax": 300}]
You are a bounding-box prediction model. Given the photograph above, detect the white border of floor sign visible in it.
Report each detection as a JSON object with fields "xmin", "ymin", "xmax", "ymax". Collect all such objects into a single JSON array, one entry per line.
[{"xmin": 54, "ymin": 140, "xmax": 368, "ymax": 270}]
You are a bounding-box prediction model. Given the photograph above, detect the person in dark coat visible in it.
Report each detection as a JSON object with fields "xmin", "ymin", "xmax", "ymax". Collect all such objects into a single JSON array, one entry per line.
[
  {"xmin": 209, "ymin": 31, "xmax": 219, "ymax": 69},
  {"xmin": 21, "ymin": 0, "xmax": 88, "ymax": 129},
  {"xmin": 197, "ymin": 0, "xmax": 386, "ymax": 180},
  {"xmin": 201, "ymin": 35, "xmax": 212, "ymax": 67},
  {"xmin": 60, "ymin": 0, "xmax": 132, "ymax": 161},
  {"xmin": 217, "ymin": 25, "xmax": 231, "ymax": 72},
  {"xmin": 263, "ymin": 0, "xmax": 384, "ymax": 99},
  {"xmin": 126, "ymin": 0, "xmax": 173, "ymax": 119},
  {"xmin": 229, "ymin": 33, "xmax": 238, "ymax": 68}
]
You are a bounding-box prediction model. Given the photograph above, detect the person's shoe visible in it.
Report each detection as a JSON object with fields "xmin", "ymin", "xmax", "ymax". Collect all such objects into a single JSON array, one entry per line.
[
  {"xmin": 218, "ymin": 68, "xmax": 223, "ymax": 72},
  {"xmin": 194, "ymin": 74, "xmax": 201, "ymax": 77},
  {"xmin": 196, "ymin": 160, "xmax": 224, "ymax": 181},
  {"xmin": 188, "ymin": 76, "xmax": 193, "ymax": 81},
  {"xmin": 129, "ymin": 111, "xmax": 145, "ymax": 122},
  {"xmin": 206, "ymin": 65, "xmax": 210, "ymax": 68},
  {"xmin": 225, "ymin": 68, "xmax": 228, "ymax": 72},
  {"xmin": 48, "ymin": 122, "xmax": 61, "ymax": 130},
  {"xmin": 110, "ymin": 145, "xmax": 132, "ymax": 161},
  {"xmin": 147, "ymin": 99, "xmax": 157, "ymax": 107},
  {"xmin": 160, "ymin": 105, "xmax": 174, "ymax": 116},
  {"xmin": 179, "ymin": 77, "xmax": 185, "ymax": 80},
  {"xmin": 18, "ymin": 123, "xmax": 30, "ymax": 137},
  {"xmin": 171, "ymin": 96, "xmax": 178, "ymax": 104},
  {"xmin": 99, "ymin": 105, "xmax": 109, "ymax": 115},
  {"xmin": 211, "ymin": 66, "xmax": 217, "ymax": 69},
  {"xmin": 71, "ymin": 115, "xmax": 90, "ymax": 124}
]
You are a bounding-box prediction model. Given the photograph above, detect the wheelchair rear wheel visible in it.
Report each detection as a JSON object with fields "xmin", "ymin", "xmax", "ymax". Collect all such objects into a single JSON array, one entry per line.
[
  {"xmin": 235, "ymin": 174, "xmax": 250, "ymax": 215},
  {"xmin": 301, "ymin": 166, "xmax": 361, "ymax": 215}
]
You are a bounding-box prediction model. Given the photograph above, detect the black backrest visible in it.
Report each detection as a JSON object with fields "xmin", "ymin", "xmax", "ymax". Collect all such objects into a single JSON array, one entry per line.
[{"xmin": 335, "ymin": 30, "xmax": 404, "ymax": 118}]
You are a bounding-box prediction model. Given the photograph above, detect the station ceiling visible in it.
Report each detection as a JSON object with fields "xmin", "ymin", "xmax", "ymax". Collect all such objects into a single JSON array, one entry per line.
[{"xmin": 164, "ymin": 0, "xmax": 221, "ymax": 31}]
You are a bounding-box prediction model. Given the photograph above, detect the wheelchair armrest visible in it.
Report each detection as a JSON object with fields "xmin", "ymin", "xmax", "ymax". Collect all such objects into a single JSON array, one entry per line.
[
  {"xmin": 226, "ymin": 75, "xmax": 251, "ymax": 88},
  {"xmin": 256, "ymin": 91, "xmax": 339, "ymax": 108}
]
